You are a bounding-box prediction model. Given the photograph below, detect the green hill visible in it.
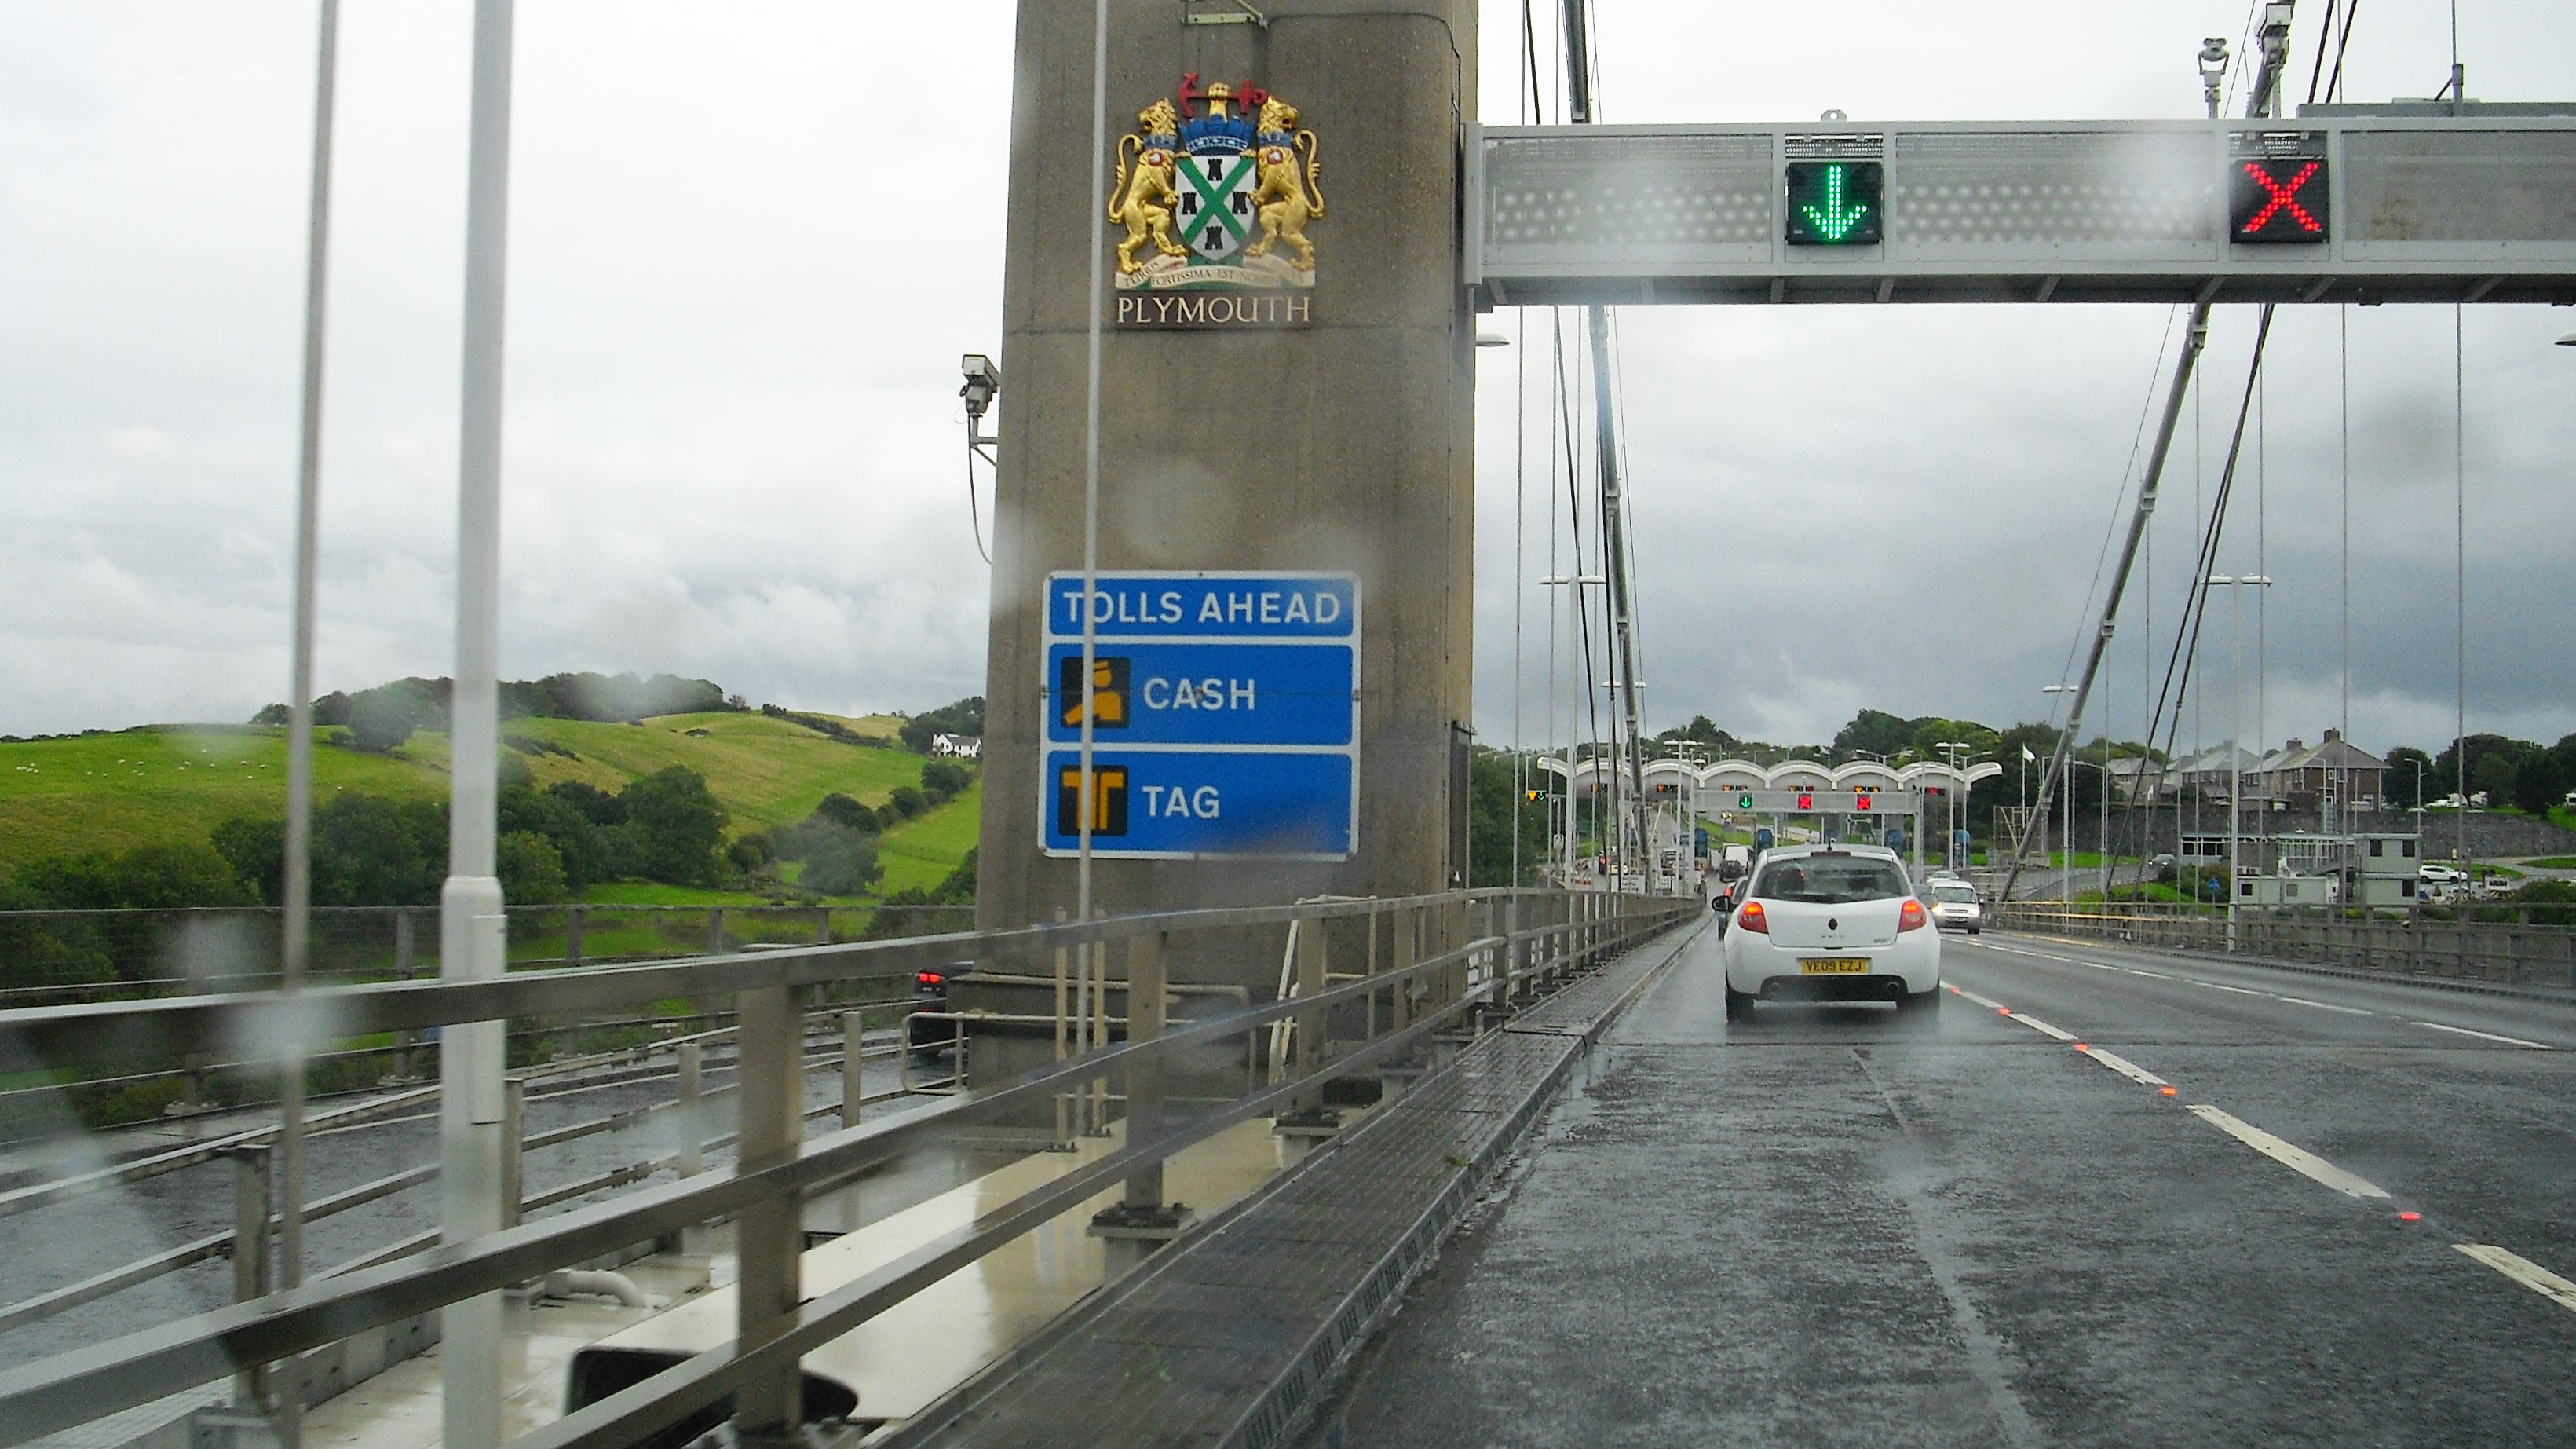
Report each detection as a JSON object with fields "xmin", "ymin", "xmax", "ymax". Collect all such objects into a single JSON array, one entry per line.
[{"xmin": 0, "ymin": 712, "xmax": 977, "ymax": 894}]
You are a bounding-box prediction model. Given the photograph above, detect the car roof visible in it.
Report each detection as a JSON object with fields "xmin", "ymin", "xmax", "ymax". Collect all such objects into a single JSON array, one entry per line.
[{"xmin": 1758, "ymin": 843, "xmax": 1902, "ymax": 863}]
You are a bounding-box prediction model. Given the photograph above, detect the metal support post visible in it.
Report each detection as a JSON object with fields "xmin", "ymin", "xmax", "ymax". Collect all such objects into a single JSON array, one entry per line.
[
  {"xmin": 1051, "ymin": 907, "xmax": 1070, "ymax": 1143},
  {"xmin": 439, "ymin": 3, "xmax": 515, "ymax": 1445},
  {"xmin": 1093, "ymin": 930, "xmax": 1189, "ymax": 1267},
  {"xmin": 732, "ymin": 986, "xmax": 804, "ymax": 1435},
  {"xmin": 1090, "ymin": 917, "xmax": 1109, "ymax": 1134},
  {"xmin": 499, "ymin": 1078, "xmax": 524, "ymax": 1229},
  {"xmin": 1292, "ymin": 913, "xmax": 1326, "ymax": 1087},
  {"xmin": 676, "ymin": 1041, "xmax": 703, "ymax": 1177},
  {"xmin": 841, "ymin": 1010, "xmax": 867, "ymax": 1126},
  {"xmin": 563, "ymin": 906, "xmax": 583, "ymax": 968},
  {"xmin": 228, "ymin": 1145, "xmax": 272, "ymax": 1408},
  {"xmin": 1123, "ymin": 931, "xmax": 1169, "ymax": 1207},
  {"xmin": 706, "ymin": 908, "xmax": 726, "ymax": 958},
  {"xmin": 815, "ymin": 906, "xmax": 833, "ymax": 946},
  {"xmin": 390, "ymin": 912, "xmax": 417, "ymax": 1083}
]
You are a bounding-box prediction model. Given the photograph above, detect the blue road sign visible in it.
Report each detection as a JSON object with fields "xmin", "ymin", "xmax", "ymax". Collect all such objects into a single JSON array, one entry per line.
[
  {"xmin": 1042, "ymin": 748, "xmax": 1354, "ymax": 858},
  {"xmin": 1044, "ymin": 642, "xmax": 1354, "ymax": 747},
  {"xmin": 1047, "ymin": 573, "xmax": 1354, "ymax": 640},
  {"xmin": 1044, "ymin": 570, "xmax": 1360, "ymax": 860}
]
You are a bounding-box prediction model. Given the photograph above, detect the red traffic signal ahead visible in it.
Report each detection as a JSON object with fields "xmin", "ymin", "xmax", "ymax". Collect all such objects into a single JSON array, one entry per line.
[
  {"xmin": 1854, "ymin": 792, "xmax": 1875, "ymax": 811},
  {"xmin": 1795, "ymin": 792, "xmax": 1814, "ymax": 811},
  {"xmin": 2231, "ymin": 158, "xmax": 2329, "ymax": 243}
]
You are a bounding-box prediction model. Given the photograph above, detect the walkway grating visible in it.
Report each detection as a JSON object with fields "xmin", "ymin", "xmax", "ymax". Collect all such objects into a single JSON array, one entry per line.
[{"xmin": 888, "ymin": 921, "xmax": 1701, "ymax": 1449}]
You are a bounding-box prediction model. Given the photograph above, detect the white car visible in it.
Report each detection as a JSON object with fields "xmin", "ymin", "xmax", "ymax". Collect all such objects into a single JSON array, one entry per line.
[
  {"xmin": 1723, "ymin": 844, "xmax": 1942, "ymax": 1020},
  {"xmin": 1927, "ymin": 881, "xmax": 1984, "ymax": 934}
]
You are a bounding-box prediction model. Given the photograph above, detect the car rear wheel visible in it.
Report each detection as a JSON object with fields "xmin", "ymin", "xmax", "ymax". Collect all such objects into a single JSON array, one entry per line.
[
  {"xmin": 1724, "ymin": 984, "xmax": 1756, "ymax": 1023},
  {"xmin": 1898, "ymin": 986, "xmax": 1942, "ymax": 1012}
]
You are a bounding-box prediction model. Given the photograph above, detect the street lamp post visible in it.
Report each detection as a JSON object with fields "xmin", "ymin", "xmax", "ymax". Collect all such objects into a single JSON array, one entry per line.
[
  {"xmin": 2042, "ymin": 685, "xmax": 2075, "ymax": 901},
  {"xmin": 2206, "ymin": 575, "xmax": 2275, "ymax": 950},
  {"xmin": 1540, "ymin": 573, "xmax": 1608, "ymax": 887},
  {"xmin": 1935, "ymin": 741, "xmax": 1975, "ymax": 873}
]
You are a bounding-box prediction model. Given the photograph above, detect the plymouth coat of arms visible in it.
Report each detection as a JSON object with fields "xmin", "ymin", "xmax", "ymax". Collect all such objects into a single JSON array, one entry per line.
[{"xmin": 1109, "ymin": 75, "xmax": 1322, "ymax": 292}]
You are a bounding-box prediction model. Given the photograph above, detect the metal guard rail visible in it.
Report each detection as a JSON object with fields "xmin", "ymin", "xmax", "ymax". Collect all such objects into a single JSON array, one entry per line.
[
  {"xmin": 0, "ymin": 889, "xmax": 1694, "ymax": 1446},
  {"xmin": 6, "ymin": 889, "xmax": 1572, "ymax": 1070}
]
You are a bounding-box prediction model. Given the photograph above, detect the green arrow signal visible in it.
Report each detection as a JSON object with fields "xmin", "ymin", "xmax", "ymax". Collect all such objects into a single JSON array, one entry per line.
[{"xmin": 1800, "ymin": 165, "xmax": 1869, "ymax": 242}]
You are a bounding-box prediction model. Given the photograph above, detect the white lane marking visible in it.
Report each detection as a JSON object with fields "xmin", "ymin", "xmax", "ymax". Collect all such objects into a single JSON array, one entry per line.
[
  {"xmin": 1957, "ymin": 987, "xmax": 2011, "ymax": 1012},
  {"xmin": 2410, "ymin": 1020, "xmax": 2552, "ymax": 1050},
  {"xmin": 2185, "ymin": 1106, "xmax": 2390, "ymax": 1200},
  {"xmin": 2008, "ymin": 1013, "xmax": 2077, "ymax": 1041},
  {"xmin": 2124, "ymin": 968, "xmax": 2172, "ymax": 979},
  {"xmin": 2454, "ymin": 1245, "xmax": 2576, "ymax": 1314},
  {"xmin": 2080, "ymin": 961, "xmax": 2122, "ymax": 971},
  {"xmin": 2084, "ymin": 1049, "xmax": 2168, "ymax": 1088},
  {"xmin": 2276, "ymin": 996, "xmax": 2377, "ymax": 1016},
  {"xmin": 2193, "ymin": 982, "xmax": 2267, "ymax": 997}
]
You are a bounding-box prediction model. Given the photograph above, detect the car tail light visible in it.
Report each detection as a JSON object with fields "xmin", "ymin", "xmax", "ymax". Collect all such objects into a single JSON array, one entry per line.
[
  {"xmin": 916, "ymin": 971, "xmax": 946, "ymax": 986},
  {"xmin": 1898, "ymin": 899, "xmax": 1927, "ymax": 932},
  {"xmin": 1737, "ymin": 901, "xmax": 1768, "ymax": 934}
]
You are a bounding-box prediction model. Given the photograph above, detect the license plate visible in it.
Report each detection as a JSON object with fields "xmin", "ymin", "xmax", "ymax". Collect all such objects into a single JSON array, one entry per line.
[{"xmin": 1800, "ymin": 958, "xmax": 1870, "ymax": 975}]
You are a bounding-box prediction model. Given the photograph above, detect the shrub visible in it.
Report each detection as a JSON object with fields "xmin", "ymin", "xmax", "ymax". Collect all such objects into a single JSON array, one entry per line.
[
  {"xmin": 813, "ymin": 793, "xmax": 879, "ymax": 833},
  {"xmin": 798, "ymin": 831, "xmax": 882, "ymax": 897},
  {"xmin": 614, "ymin": 767, "xmax": 729, "ymax": 887},
  {"xmin": 497, "ymin": 831, "xmax": 570, "ymax": 906},
  {"xmin": 13, "ymin": 843, "xmax": 252, "ymax": 911},
  {"xmin": 886, "ymin": 786, "xmax": 927, "ymax": 820},
  {"xmin": 921, "ymin": 760, "xmax": 972, "ymax": 800},
  {"xmin": 345, "ymin": 693, "xmax": 418, "ymax": 752},
  {"xmin": 727, "ymin": 833, "xmax": 776, "ymax": 874},
  {"xmin": 546, "ymin": 780, "xmax": 627, "ymax": 827},
  {"xmin": 2513, "ymin": 878, "xmax": 2576, "ymax": 928}
]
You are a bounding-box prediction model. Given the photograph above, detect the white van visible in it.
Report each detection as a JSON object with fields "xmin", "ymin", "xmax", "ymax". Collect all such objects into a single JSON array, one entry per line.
[{"xmin": 1719, "ymin": 844, "xmax": 1753, "ymax": 881}]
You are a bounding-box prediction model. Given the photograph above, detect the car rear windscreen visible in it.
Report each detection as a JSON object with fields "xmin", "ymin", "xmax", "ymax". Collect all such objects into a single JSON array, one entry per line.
[
  {"xmin": 1753, "ymin": 857, "xmax": 1909, "ymax": 904},
  {"xmin": 1931, "ymin": 885, "xmax": 1978, "ymax": 903}
]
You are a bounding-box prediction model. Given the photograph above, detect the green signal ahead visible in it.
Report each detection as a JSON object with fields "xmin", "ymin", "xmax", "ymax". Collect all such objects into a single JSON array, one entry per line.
[{"xmin": 1785, "ymin": 160, "xmax": 1884, "ymax": 246}]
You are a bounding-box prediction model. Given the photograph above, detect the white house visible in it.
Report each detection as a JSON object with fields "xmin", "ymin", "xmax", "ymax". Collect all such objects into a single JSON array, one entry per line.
[{"xmin": 930, "ymin": 733, "xmax": 983, "ymax": 759}]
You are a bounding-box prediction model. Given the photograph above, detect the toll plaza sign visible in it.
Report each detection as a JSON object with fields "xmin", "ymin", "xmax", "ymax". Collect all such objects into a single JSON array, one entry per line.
[
  {"xmin": 1042, "ymin": 571, "xmax": 1358, "ymax": 859},
  {"xmin": 1722, "ymin": 790, "xmax": 1924, "ymax": 814}
]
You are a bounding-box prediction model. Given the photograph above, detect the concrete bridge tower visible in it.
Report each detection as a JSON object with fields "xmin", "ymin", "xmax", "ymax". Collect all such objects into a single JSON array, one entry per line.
[{"xmin": 977, "ymin": 2, "xmax": 1478, "ymax": 931}]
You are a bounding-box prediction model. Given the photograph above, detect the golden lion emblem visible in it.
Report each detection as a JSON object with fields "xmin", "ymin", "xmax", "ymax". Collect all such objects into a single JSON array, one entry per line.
[
  {"xmin": 1243, "ymin": 98, "xmax": 1325, "ymax": 272},
  {"xmin": 1108, "ymin": 99, "xmax": 1187, "ymax": 275}
]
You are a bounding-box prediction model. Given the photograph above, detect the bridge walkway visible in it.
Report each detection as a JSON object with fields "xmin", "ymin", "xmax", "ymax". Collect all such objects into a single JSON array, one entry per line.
[{"xmin": 897, "ymin": 922, "xmax": 1705, "ymax": 1448}]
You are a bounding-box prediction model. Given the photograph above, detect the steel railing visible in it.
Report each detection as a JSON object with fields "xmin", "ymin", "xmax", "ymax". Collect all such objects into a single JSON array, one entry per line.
[
  {"xmin": 1993, "ymin": 899, "xmax": 2576, "ymax": 990},
  {"xmin": 0, "ymin": 887, "xmax": 1694, "ymax": 1448}
]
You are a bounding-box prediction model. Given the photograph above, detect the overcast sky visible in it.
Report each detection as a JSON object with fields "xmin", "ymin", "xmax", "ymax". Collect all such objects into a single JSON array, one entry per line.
[{"xmin": 5, "ymin": 2, "xmax": 2572, "ymax": 763}]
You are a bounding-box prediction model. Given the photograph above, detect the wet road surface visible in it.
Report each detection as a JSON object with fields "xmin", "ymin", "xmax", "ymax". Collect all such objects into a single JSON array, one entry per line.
[{"xmin": 1313, "ymin": 928, "xmax": 2576, "ymax": 1447}]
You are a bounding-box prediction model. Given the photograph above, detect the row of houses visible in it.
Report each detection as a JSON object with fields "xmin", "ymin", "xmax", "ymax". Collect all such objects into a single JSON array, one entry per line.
[{"xmin": 2103, "ymin": 728, "xmax": 2390, "ymax": 812}]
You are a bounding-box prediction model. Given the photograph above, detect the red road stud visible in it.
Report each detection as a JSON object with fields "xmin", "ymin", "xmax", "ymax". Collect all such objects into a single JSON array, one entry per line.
[
  {"xmin": 2075, "ymin": 1043, "xmax": 2089, "ymax": 1052},
  {"xmin": 2159, "ymin": 1086, "xmax": 2177, "ymax": 1096},
  {"xmin": 1998, "ymin": 1008, "xmax": 2011, "ymax": 1015},
  {"xmin": 2399, "ymin": 1212, "xmax": 2422, "ymax": 1223}
]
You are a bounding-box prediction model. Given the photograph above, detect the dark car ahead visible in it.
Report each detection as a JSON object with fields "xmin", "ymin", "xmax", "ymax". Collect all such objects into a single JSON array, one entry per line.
[{"xmin": 906, "ymin": 964, "xmax": 963, "ymax": 1056}]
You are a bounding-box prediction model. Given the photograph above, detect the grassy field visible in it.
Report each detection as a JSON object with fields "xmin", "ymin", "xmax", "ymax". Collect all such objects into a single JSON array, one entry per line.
[
  {"xmin": 0, "ymin": 710, "xmax": 963, "ymax": 876},
  {"xmin": 0, "ymin": 726, "xmax": 446, "ymax": 872},
  {"xmin": 879, "ymin": 784, "xmax": 981, "ymax": 895}
]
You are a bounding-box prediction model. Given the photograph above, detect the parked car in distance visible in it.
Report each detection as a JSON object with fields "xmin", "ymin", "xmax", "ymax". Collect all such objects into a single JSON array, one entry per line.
[{"xmin": 1927, "ymin": 881, "xmax": 1984, "ymax": 934}]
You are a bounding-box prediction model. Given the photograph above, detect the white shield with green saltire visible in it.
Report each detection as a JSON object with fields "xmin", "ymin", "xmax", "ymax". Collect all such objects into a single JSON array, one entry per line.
[{"xmin": 1177, "ymin": 152, "xmax": 1256, "ymax": 262}]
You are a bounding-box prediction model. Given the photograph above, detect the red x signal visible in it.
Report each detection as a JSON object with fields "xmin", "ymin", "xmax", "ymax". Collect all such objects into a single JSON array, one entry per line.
[{"xmin": 2236, "ymin": 159, "xmax": 2325, "ymax": 238}]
